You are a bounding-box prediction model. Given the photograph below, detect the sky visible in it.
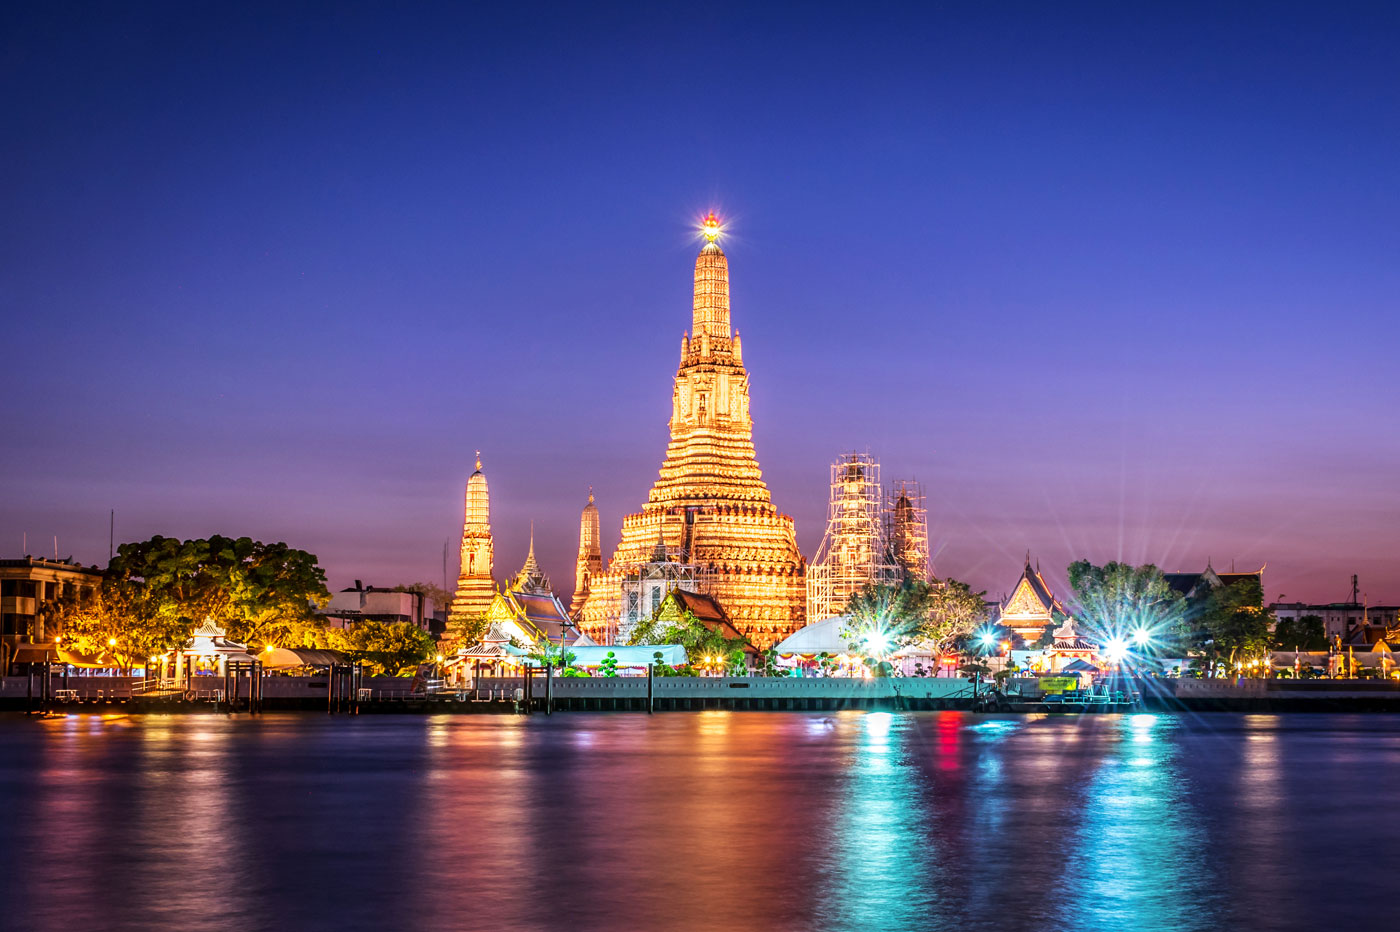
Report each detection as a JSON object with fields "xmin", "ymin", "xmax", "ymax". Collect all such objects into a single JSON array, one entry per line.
[{"xmin": 3, "ymin": 1, "xmax": 1398, "ymax": 608}]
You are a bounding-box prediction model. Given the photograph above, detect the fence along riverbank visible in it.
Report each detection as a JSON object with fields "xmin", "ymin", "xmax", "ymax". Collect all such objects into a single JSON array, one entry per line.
[{"xmin": 5, "ymin": 673, "xmax": 1400, "ymax": 714}]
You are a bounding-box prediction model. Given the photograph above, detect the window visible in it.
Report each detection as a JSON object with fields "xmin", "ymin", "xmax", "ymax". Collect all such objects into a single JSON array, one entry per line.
[{"xmin": 651, "ymin": 587, "xmax": 662, "ymax": 615}]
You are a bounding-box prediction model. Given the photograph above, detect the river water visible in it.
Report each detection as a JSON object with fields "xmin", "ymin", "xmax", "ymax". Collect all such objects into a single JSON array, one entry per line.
[{"xmin": 0, "ymin": 711, "xmax": 1394, "ymax": 931}]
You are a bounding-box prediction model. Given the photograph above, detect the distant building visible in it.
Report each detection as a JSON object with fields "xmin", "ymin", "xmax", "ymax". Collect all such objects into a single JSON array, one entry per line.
[
  {"xmin": 1, "ymin": 557, "xmax": 104, "ymax": 667},
  {"xmin": 324, "ymin": 581, "xmax": 433, "ymax": 631},
  {"xmin": 1271, "ymin": 601, "xmax": 1399, "ymax": 643}
]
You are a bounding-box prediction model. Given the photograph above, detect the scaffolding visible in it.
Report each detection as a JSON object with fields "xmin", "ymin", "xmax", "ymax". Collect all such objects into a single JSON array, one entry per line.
[
  {"xmin": 806, "ymin": 452, "xmax": 902, "ymax": 622},
  {"xmin": 886, "ymin": 479, "xmax": 929, "ymax": 581}
]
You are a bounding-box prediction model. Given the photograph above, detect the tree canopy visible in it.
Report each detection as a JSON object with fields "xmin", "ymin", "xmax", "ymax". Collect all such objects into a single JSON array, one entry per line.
[
  {"xmin": 627, "ymin": 605, "xmax": 749, "ymax": 663},
  {"xmin": 1195, "ymin": 576, "xmax": 1272, "ymax": 672},
  {"xmin": 1066, "ymin": 560, "xmax": 1188, "ymax": 651},
  {"xmin": 1272, "ymin": 614, "xmax": 1328, "ymax": 652},
  {"xmin": 107, "ymin": 535, "xmax": 331, "ymax": 649},
  {"xmin": 841, "ymin": 578, "xmax": 986, "ymax": 657},
  {"xmin": 327, "ymin": 620, "xmax": 435, "ymax": 676}
]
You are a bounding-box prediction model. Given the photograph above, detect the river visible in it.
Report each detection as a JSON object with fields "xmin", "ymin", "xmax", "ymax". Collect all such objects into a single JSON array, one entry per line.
[{"xmin": 0, "ymin": 711, "xmax": 1394, "ymax": 931}]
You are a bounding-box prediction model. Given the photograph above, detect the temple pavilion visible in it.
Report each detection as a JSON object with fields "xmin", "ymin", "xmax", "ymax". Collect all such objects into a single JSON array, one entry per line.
[{"xmin": 998, "ymin": 556, "xmax": 1073, "ymax": 645}]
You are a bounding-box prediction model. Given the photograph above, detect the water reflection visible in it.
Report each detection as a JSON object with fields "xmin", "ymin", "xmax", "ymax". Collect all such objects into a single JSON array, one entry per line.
[{"xmin": 1, "ymin": 712, "xmax": 1398, "ymax": 931}]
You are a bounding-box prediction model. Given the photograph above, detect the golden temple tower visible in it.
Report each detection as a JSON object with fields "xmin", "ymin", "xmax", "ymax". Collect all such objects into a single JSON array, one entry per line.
[
  {"xmin": 449, "ymin": 453, "xmax": 495, "ymax": 624},
  {"xmin": 570, "ymin": 489, "xmax": 603, "ymax": 616},
  {"xmin": 581, "ymin": 213, "xmax": 806, "ymax": 648}
]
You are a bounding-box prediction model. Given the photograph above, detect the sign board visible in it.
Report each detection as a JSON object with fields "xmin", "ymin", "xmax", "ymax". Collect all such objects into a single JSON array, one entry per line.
[{"xmin": 1038, "ymin": 676, "xmax": 1078, "ymax": 694}]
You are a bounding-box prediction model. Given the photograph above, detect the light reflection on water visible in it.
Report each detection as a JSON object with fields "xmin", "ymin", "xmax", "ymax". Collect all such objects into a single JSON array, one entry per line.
[{"xmin": 1, "ymin": 711, "xmax": 1396, "ymax": 931}]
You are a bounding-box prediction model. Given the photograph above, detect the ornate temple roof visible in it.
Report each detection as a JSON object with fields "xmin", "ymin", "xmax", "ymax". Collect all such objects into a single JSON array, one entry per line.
[
  {"xmin": 1164, "ymin": 565, "xmax": 1264, "ymax": 599},
  {"xmin": 1002, "ymin": 557, "xmax": 1067, "ymax": 619}
]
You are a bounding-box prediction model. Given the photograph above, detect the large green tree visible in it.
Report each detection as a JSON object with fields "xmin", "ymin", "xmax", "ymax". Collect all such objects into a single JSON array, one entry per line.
[
  {"xmin": 328, "ymin": 621, "xmax": 435, "ymax": 676},
  {"xmin": 1067, "ymin": 560, "xmax": 1188, "ymax": 652},
  {"xmin": 1197, "ymin": 577, "xmax": 1273, "ymax": 674},
  {"xmin": 57, "ymin": 578, "xmax": 192, "ymax": 672},
  {"xmin": 109, "ymin": 535, "xmax": 330, "ymax": 648},
  {"xmin": 921, "ymin": 578, "xmax": 989, "ymax": 655},
  {"xmin": 841, "ymin": 578, "xmax": 986, "ymax": 658}
]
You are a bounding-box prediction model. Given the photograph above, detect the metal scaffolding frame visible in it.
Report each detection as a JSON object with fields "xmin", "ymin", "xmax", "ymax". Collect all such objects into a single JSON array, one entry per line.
[
  {"xmin": 886, "ymin": 478, "xmax": 929, "ymax": 582},
  {"xmin": 806, "ymin": 452, "xmax": 902, "ymax": 622}
]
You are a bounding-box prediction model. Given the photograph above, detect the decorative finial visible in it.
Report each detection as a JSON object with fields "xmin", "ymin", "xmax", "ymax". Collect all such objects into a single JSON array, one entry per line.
[
  {"xmin": 475, "ymin": 450, "xmax": 482, "ymax": 471},
  {"xmin": 701, "ymin": 211, "xmax": 721, "ymax": 243},
  {"xmin": 588, "ymin": 486, "xmax": 594, "ymax": 505}
]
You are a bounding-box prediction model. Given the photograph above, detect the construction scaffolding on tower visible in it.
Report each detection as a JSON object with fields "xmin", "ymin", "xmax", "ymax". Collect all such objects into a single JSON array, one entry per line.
[
  {"xmin": 886, "ymin": 478, "xmax": 929, "ymax": 581},
  {"xmin": 806, "ymin": 452, "xmax": 902, "ymax": 622}
]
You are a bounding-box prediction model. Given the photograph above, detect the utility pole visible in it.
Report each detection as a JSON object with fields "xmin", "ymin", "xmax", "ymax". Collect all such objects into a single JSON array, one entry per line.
[{"xmin": 110, "ymin": 510, "xmax": 115, "ymax": 562}]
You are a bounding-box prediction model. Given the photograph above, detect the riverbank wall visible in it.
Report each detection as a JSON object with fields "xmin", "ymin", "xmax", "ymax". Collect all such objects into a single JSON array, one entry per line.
[{"xmin": 4, "ymin": 675, "xmax": 1400, "ymax": 713}]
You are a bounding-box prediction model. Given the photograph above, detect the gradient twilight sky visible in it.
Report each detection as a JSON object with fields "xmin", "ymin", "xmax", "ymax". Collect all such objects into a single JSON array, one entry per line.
[{"xmin": 3, "ymin": 1, "xmax": 1398, "ymax": 607}]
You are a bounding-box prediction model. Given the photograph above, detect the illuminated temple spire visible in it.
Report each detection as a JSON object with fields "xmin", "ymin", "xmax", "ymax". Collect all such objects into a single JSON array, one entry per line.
[
  {"xmin": 449, "ymin": 452, "xmax": 495, "ymax": 626},
  {"xmin": 580, "ymin": 214, "xmax": 806, "ymax": 648},
  {"xmin": 692, "ymin": 211, "xmax": 730, "ymax": 341},
  {"xmin": 570, "ymin": 489, "xmax": 603, "ymax": 616}
]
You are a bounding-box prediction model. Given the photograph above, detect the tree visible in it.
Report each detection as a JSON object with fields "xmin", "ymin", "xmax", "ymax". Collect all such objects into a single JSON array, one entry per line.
[
  {"xmin": 108, "ymin": 535, "xmax": 330, "ymax": 649},
  {"xmin": 527, "ymin": 642, "xmax": 576, "ymax": 669},
  {"xmin": 920, "ymin": 578, "xmax": 988, "ymax": 655},
  {"xmin": 448, "ymin": 611, "xmax": 489, "ymax": 648},
  {"xmin": 328, "ymin": 621, "xmax": 434, "ymax": 676},
  {"xmin": 59, "ymin": 578, "xmax": 194, "ymax": 672},
  {"xmin": 629, "ymin": 608, "xmax": 749, "ymax": 663},
  {"xmin": 1273, "ymin": 614, "xmax": 1327, "ymax": 651},
  {"xmin": 841, "ymin": 581, "xmax": 935, "ymax": 655},
  {"xmin": 1067, "ymin": 560, "xmax": 1188, "ymax": 653},
  {"xmin": 1198, "ymin": 577, "xmax": 1272, "ymax": 674}
]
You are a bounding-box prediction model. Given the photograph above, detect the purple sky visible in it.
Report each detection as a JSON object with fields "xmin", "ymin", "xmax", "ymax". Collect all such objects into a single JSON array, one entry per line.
[{"xmin": 4, "ymin": 2, "xmax": 1398, "ymax": 607}]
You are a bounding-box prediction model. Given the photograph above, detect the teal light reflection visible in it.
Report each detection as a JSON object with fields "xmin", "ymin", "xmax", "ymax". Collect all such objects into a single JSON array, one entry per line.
[
  {"xmin": 816, "ymin": 712, "xmax": 937, "ymax": 928},
  {"xmin": 1055, "ymin": 716, "xmax": 1217, "ymax": 930}
]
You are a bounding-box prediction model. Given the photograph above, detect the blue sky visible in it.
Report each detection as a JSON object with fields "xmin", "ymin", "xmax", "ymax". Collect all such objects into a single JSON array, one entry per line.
[{"xmin": 3, "ymin": 1, "xmax": 1397, "ymax": 604}]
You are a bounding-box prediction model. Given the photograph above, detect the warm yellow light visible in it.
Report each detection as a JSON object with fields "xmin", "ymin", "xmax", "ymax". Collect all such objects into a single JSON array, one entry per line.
[
  {"xmin": 436, "ymin": 654, "xmax": 444, "ymax": 663},
  {"xmin": 264, "ymin": 644, "xmax": 275, "ymax": 652},
  {"xmin": 701, "ymin": 211, "xmax": 721, "ymax": 242},
  {"xmin": 54, "ymin": 634, "xmax": 63, "ymax": 644},
  {"xmin": 108, "ymin": 637, "xmax": 117, "ymax": 647}
]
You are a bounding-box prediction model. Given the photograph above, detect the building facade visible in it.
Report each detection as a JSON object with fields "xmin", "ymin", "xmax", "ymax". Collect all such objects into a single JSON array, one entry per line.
[
  {"xmin": 580, "ymin": 214, "xmax": 806, "ymax": 648},
  {"xmin": 1271, "ymin": 601, "xmax": 1399, "ymax": 642},
  {"xmin": 1, "ymin": 557, "xmax": 104, "ymax": 664},
  {"xmin": 324, "ymin": 582, "xmax": 434, "ymax": 631},
  {"xmin": 449, "ymin": 453, "xmax": 495, "ymax": 625}
]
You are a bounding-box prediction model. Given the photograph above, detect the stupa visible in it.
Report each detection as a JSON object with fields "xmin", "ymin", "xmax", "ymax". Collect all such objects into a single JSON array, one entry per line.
[
  {"xmin": 448, "ymin": 453, "xmax": 495, "ymax": 625},
  {"xmin": 580, "ymin": 213, "xmax": 806, "ymax": 648}
]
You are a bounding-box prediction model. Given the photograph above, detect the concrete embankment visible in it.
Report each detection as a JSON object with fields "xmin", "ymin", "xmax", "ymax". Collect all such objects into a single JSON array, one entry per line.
[
  {"xmin": 1143, "ymin": 677, "xmax": 1400, "ymax": 712},
  {"xmin": 5, "ymin": 675, "xmax": 1400, "ymax": 713}
]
